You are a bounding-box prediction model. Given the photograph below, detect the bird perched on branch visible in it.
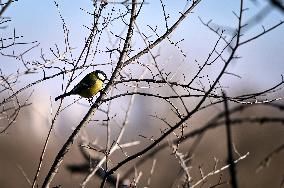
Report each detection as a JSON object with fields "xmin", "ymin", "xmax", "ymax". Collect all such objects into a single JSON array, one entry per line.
[{"xmin": 55, "ymin": 70, "xmax": 107, "ymax": 101}]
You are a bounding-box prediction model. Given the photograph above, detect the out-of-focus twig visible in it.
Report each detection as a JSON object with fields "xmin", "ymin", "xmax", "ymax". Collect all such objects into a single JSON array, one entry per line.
[
  {"xmin": 223, "ymin": 92, "xmax": 238, "ymax": 188},
  {"xmin": 256, "ymin": 143, "xmax": 284, "ymax": 173},
  {"xmin": 191, "ymin": 152, "xmax": 249, "ymax": 188},
  {"xmin": 16, "ymin": 164, "xmax": 32, "ymax": 186},
  {"xmin": 270, "ymin": 0, "xmax": 284, "ymax": 12}
]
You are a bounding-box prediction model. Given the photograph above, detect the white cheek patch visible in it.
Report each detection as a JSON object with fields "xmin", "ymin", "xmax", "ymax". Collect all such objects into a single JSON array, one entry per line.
[{"xmin": 97, "ymin": 73, "xmax": 105, "ymax": 81}]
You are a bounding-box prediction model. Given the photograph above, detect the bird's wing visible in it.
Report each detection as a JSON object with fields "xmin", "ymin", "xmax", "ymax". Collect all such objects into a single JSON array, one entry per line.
[{"xmin": 71, "ymin": 75, "xmax": 96, "ymax": 94}]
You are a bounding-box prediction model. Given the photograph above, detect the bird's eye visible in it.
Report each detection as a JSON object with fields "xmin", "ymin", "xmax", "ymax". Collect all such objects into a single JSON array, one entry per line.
[{"xmin": 97, "ymin": 73, "xmax": 105, "ymax": 80}]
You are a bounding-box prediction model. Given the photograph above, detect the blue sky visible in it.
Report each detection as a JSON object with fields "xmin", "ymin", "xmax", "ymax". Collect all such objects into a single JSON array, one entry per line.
[{"xmin": 2, "ymin": 0, "xmax": 284, "ymax": 96}]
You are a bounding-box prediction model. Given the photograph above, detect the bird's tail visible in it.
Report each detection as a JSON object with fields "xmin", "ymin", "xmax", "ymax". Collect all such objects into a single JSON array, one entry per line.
[{"xmin": 55, "ymin": 92, "xmax": 72, "ymax": 101}]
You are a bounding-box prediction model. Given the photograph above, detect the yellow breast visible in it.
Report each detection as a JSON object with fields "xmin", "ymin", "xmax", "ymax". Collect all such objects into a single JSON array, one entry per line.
[{"xmin": 78, "ymin": 80, "xmax": 103, "ymax": 98}]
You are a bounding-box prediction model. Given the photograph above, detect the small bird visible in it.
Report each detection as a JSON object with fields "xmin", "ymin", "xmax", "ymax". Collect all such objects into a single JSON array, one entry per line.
[{"xmin": 55, "ymin": 70, "xmax": 107, "ymax": 101}]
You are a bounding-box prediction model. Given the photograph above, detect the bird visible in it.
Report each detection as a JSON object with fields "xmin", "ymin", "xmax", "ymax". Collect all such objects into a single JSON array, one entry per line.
[{"xmin": 55, "ymin": 70, "xmax": 107, "ymax": 101}]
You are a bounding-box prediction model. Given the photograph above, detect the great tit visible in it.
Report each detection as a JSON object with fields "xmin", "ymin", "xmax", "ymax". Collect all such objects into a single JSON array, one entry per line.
[{"xmin": 55, "ymin": 70, "xmax": 107, "ymax": 101}]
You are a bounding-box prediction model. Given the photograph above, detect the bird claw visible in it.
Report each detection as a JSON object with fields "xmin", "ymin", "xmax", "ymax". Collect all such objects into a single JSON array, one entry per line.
[
  {"xmin": 100, "ymin": 90, "xmax": 107, "ymax": 95},
  {"xmin": 87, "ymin": 98, "xmax": 93, "ymax": 105}
]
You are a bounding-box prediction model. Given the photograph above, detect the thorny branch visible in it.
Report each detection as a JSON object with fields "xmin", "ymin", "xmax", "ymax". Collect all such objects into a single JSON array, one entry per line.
[
  {"xmin": 100, "ymin": 1, "xmax": 242, "ymax": 185},
  {"xmin": 1, "ymin": 0, "xmax": 284, "ymax": 187},
  {"xmin": 42, "ymin": 0, "xmax": 137, "ymax": 186}
]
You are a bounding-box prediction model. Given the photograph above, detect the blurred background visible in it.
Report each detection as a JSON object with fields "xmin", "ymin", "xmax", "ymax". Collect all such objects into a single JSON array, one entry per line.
[{"xmin": 0, "ymin": 0, "xmax": 284, "ymax": 187}]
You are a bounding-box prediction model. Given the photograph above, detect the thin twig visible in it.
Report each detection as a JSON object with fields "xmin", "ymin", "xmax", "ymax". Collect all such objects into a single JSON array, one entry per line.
[{"xmin": 0, "ymin": 0, "xmax": 13, "ymax": 17}]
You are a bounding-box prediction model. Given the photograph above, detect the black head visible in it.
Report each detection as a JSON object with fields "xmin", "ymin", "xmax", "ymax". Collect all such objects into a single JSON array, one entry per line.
[{"xmin": 94, "ymin": 70, "xmax": 107, "ymax": 81}]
